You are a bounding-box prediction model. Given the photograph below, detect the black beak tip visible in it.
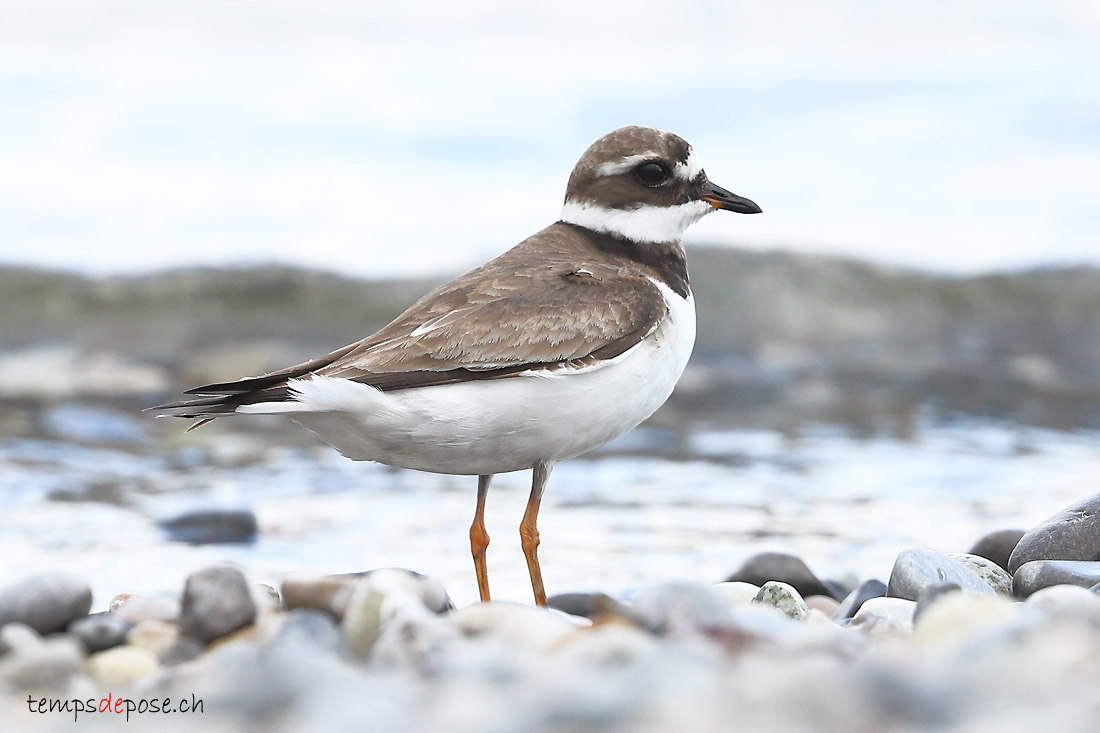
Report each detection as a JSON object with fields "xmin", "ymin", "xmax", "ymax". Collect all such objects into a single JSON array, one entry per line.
[{"xmin": 704, "ymin": 182, "xmax": 762, "ymax": 215}]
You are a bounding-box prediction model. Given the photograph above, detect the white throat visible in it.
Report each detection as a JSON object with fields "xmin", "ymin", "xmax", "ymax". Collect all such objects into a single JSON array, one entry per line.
[{"xmin": 560, "ymin": 199, "xmax": 712, "ymax": 244}]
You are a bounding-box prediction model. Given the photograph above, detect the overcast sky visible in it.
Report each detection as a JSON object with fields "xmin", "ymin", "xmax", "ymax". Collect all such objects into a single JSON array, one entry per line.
[{"xmin": 2, "ymin": 0, "xmax": 1098, "ymax": 277}]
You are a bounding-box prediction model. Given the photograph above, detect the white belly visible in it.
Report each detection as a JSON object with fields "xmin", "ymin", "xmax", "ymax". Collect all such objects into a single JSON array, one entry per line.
[{"xmin": 242, "ymin": 286, "xmax": 695, "ymax": 475}]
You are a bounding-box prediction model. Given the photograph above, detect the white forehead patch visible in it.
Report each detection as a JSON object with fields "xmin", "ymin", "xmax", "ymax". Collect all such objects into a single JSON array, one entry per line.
[
  {"xmin": 561, "ymin": 199, "xmax": 712, "ymax": 244},
  {"xmin": 595, "ymin": 153, "xmax": 659, "ymax": 177},
  {"xmin": 675, "ymin": 148, "xmax": 703, "ymax": 181}
]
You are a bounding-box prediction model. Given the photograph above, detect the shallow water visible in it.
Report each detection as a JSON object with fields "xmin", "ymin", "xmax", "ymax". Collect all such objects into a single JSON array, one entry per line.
[{"xmin": 1, "ymin": 407, "xmax": 1097, "ymax": 609}]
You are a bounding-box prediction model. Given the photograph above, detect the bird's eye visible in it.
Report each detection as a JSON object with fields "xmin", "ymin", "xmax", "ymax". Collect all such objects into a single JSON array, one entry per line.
[{"xmin": 635, "ymin": 162, "xmax": 669, "ymax": 186}]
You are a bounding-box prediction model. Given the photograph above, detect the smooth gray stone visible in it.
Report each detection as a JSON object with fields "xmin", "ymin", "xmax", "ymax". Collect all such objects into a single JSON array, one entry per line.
[
  {"xmin": 68, "ymin": 612, "xmax": 132, "ymax": 654},
  {"xmin": 832, "ymin": 579, "xmax": 888, "ymax": 621},
  {"xmin": 1008, "ymin": 494, "xmax": 1100, "ymax": 573},
  {"xmin": 1013, "ymin": 560, "xmax": 1100, "ymax": 598},
  {"xmin": 886, "ymin": 548, "xmax": 996, "ymax": 601},
  {"xmin": 753, "ymin": 581, "xmax": 808, "ymax": 620},
  {"xmin": 331, "ymin": 569, "xmax": 454, "ymax": 614},
  {"xmin": 724, "ymin": 552, "xmax": 839, "ymax": 600},
  {"xmin": 159, "ymin": 636, "xmax": 205, "ymax": 666},
  {"xmin": 0, "ymin": 573, "xmax": 93, "ymax": 635},
  {"xmin": 159, "ymin": 509, "xmax": 259, "ymax": 544},
  {"xmin": 629, "ymin": 581, "xmax": 735, "ymax": 633},
  {"xmin": 0, "ymin": 635, "xmax": 83, "ymax": 690},
  {"xmin": 179, "ymin": 566, "xmax": 257, "ymax": 643},
  {"xmin": 967, "ymin": 528, "xmax": 1026, "ymax": 571}
]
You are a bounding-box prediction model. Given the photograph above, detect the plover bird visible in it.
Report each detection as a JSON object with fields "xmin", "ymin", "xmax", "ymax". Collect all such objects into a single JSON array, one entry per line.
[{"xmin": 153, "ymin": 126, "xmax": 760, "ymax": 605}]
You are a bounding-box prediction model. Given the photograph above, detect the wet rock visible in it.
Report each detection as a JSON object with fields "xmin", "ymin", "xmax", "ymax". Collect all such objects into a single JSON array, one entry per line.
[
  {"xmin": 849, "ymin": 597, "xmax": 916, "ymax": 635},
  {"xmin": 0, "ymin": 633, "xmax": 83, "ymax": 690},
  {"xmin": 886, "ymin": 548, "xmax": 996, "ymax": 600},
  {"xmin": 159, "ymin": 509, "xmax": 259, "ymax": 544},
  {"xmin": 1008, "ymin": 493, "xmax": 1100, "ymax": 573},
  {"xmin": 179, "ymin": 566, "xmax": 256, "ymax": 643},
  {"xmin": 0, "ymin": 573, "xmax": 93, "ymax": 634},
  {"xmin": 68, "ymin": 613, "xmax": 132, "ymax": 654},
  {"xmin": 832, "ymin": 579, "xmax": 887, "ymax": 622},
  {"xmin": 547, "ymin": 592, "xmax": 623, "ymax": 619},
  {"xmin": 86, "ymin": 645, "xmax": 160, "ymax": 686},
  {"xmin": 724, "ymin": 552, "xmax": 839, "ymax": 599},
  {"xmin": 113, "ymin": 594, "xmax": 180, "ymax": 624},
  {"xmin": 968, "ymin": 528, "xmax": 1026, "ymax": 571},
  {"xmin": 1013, "ymin": 560, "xmax": 1100, "ymax": 597},
  {"xmin": 753, "ymin": 581, "xmax": 809, "ymax": 620},
  {"xmin": 949, "ymin": 553, "xmax": 1013, "ymax": 595}
]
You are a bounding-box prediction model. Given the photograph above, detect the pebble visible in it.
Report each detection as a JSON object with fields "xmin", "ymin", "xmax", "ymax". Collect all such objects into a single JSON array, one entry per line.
[
  {"xmin": 912, "ymin": 592, "xmax": 1017, "ymax": 647},
  {"xmin": 112, "ymin": 594, "xmax": 180, "ymax": 624},
  {"xmin": 886, "ymin": 548, "xmax": 996, "ymax": 600},
  {"xmin": 85, "ymin": 645, "xmax": 161, "ymax": 686},
  {"xmin": 913, "ymin": 582, "xmax": 961, "ymax": 622},
  {"xmin": 127, "ymin": 618, "xmax": 180, "ymax": 655},
  {"xmin": 0, "ymin": 573, "xmax": 93, "ymax": 634},
  {"xmin": 849, "ymin": 597, "xmax": 916, "ymax": 635},
  {"xmin": 546, "ymin": 591, "xmax": 623, "ymax": 619},
  {"xmin": 1024, "ymin": 583, "xmax": 1100, "ymax": 621},
  {"xmin": 68, "ymin": 612, "xmax": 133, "ymax": 654},
  {"xmin": 724, "ymin": 551, "xmax": 840, "ymax": 599},
  {"xmin": 270, "ymin": 608, "xmax": 342, "ymax": 657},
  {"xmin": 753, "ymin": 581, "xmax": 809, "ymax": 620},
  {"xmin": 282, "ymin": 575, "xmax": 358, "ymax": 620},
  {"xmin": 342, "ymin": 570, "xmax": 460, "ymax": 662},
  {"xmin": 805, "ymin": 595, "xmax": 841, "ymax": 616},
  {"xmin": 1008, "ymin": 493, "xmax": 1100, "ymax": 573},
  {"xmin": 179, "ymin": 565, "xmax": 257, "ymax": 643},
  {"xmin": 967, "ymin": 528, "xmax": 1026, "ymax": 571},
  {"xmin": 0, "ymin": 633, "xmax": 84, "ymax": 690},
  {"xmin": 832, "ymin": 579, "xmax": 887, "ymax": 621},
  {"xmin": 712, "ymin": 581, "xmax": 763, "ymax": 609},
  {"xmin": 948, "ymin": 553, "xmax": 1013, "ymax": 595},
  {"xmin": 629, "ymin": 580, "xmax": 735, "ymax": 633},
  {"xmin": 159, "ymin": 508, "xmax": 259, "ymax": 544},
  {"xmin": 1012, "ymin": 560, "xmax": 1100, "ymax": 597}
]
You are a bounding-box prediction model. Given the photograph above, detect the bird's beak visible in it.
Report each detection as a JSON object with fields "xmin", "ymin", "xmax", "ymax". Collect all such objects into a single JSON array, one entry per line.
[{"xmin": 702, "ymin": 181, "xmax": 762, "ymax": 214}]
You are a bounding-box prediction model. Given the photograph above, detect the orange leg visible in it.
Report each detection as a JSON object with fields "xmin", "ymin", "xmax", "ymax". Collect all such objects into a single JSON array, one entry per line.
[
  {"xmin": 520, "ymin": 461, "xmax": 552, "ymax": 607},
  {"xmin": 470, "ymin": 474, "xmax": 492, "ymax": 602}
]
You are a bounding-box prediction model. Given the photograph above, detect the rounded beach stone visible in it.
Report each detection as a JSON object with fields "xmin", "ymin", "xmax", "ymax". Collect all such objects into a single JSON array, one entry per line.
[
  {"xmin": 848, "ymin": 597, "xmax": 916, "ymax": 635},
  {"xmin": 1024, "ymin": 583, "xmax": 1100, "ymax": 621},
  {"xmin": 127, "ymin": 619, "xmax": 180, "ymax": 655},
  {"xmin": 832, "ymin": 579, "xmax": 887, "ymax": 622},
  {"xmin": 949, "ymin": 553, "xmax": 1013, "ymax": 595},
  {"xmin": 0, "ymin": 573, "xmax": 93, "ymax": 634},
  {"xmin": 913, "ymin": 582, "xmax": 961, "ymax": 622},
  {"xmin": 68, "ymin": 613, "xmax": 132, "ymax": 654},
  {"xmin": 711, "ymin": 581, "xmax": 762, "ymax": 610},
  {"xmin": 1012, "ymin": 560, "xmax": 1100, "ymax": 598},
  {"xmin": 158, "ymin": 508, "xmax": 259, "ymax": 544},
  {"xmin": 1008, "ymin": 493, "xmax": 1100, "ymax": 573},
  {"xmin": 724, "ymin": 552, "xmax": 838, "ymax": 599},
  {"xmin": 179, "ymin": 565, "xmax": 257, "ymax": 643},
  {"xmin": 886, "ymin": 548, "xmax": 996, "ymax": 600},
  {"xmin": 912, "ymin": 592, "xmax": 1016, "ymax": 646},
  {"xmin": 282, "ymin": 575, "xmax": 358, "ymax": 620},
  {"xmin": 341, "ymin": 569, "xmax": 457, "ymax": 660},
  {"xmin": 805, "ymin": 595, "xmax": 840, "ymax": 616},
  {"xmin": 86, "ymin": 645, "xmax": 160, "ymax": 686},
  {"xmin": 629, "ymin": 580, "xmax": 735, "ymax": 633},
  {"xmin": 113, "ymin": 594, "xmax": 180, "ymax": 624},
  {"xmin": 967, "ymin": 528, "xmax": 1026, "ymax": 571},
  {"xmin": 753, "ymin": 581, "xmax": 809, "ymax": 620}
]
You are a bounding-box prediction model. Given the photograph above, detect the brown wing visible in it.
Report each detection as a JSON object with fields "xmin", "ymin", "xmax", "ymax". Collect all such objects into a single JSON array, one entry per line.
[{"xmin": 151, "ymin": 227, "xmax": 669, "ymax": 416}]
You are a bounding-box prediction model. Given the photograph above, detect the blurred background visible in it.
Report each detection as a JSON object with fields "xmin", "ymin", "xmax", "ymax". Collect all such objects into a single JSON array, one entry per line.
[{"xmin": 1, "ymin": 0, "xmax": 1099, "ymax": 607}]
